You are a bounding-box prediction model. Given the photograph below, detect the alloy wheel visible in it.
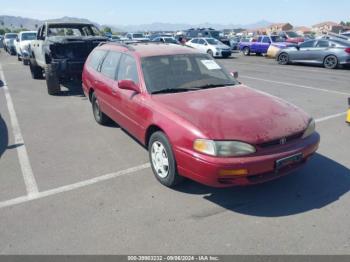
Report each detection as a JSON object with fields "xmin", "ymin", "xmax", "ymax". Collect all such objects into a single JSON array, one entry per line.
[{"xmin": 151, "ymin": 141, "xmax": 170, "ymax": 179}]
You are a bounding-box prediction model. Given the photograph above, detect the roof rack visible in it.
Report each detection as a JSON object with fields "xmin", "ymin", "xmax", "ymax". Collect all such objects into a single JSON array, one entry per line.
[{"xmin": 98, "ymin": 41, "xmax": 138, "ymax": 51}]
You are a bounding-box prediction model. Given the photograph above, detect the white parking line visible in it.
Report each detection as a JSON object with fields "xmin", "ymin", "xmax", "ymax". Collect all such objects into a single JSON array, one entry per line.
[
  {"xmin": 0, "ymin": 63, "xmax": 39, "ymax": 197},
  {"xmin": 233, "ymin": 61, "xmax": 349, "ymax": 76},
  {"xmin": 315, "ymin": 112, "xmax": 347, "ymax": 123},
  {"xmin": 0, "ymin": 163, "xmax": 150, "ymax": 209},
  {"xmin": 240, "ymin": 75, "xmax": 350, "ymax": 96}
]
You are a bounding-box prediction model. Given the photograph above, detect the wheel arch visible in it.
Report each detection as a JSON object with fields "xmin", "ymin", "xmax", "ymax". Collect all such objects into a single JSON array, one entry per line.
[{"xmin": 145, "ymin": 125, "xmax": 165, "ymax": 147}]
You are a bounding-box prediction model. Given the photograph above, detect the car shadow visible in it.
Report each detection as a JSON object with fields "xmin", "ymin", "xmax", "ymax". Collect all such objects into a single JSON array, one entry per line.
[
  {"xmin": 175, "ymin": 154, "xmax": 350, "ymax": 218},
  {"xmin": 0, "ymin": 114, "xmax": 8, "ymax": 158},
  {"xmin": 55, "ymin": 80, "xmax": 86, "ymax": 98}
]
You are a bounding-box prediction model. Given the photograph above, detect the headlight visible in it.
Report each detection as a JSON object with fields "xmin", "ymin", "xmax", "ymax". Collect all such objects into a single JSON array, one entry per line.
[
  {"xmin": 194, "ymin": 139, "xmax": 256, "ymax": 157},
  {"xmin": 302, "ymin": 119, "xmax": 316, "ymax": 139}
]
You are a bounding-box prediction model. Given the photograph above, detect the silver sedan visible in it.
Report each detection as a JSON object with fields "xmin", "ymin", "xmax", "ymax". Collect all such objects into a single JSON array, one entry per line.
[{"xmin": 276, "ymin": 39, "xmax": 350, "ymax": 69}]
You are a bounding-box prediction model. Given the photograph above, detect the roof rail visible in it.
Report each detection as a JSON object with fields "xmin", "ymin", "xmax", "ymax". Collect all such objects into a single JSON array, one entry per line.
[{"xmin": 98, "ymin": 41, "xmax": 137, "ymax": 51}]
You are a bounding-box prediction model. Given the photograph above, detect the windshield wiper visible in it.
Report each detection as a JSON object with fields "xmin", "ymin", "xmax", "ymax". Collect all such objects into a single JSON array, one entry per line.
[
  {"xmin": 196, "ymin": 83, "xmax": 233, "ymax": 89},
  {"xmin": 151, "ymin": 88, "xmax": 200, "ymax": 94}
]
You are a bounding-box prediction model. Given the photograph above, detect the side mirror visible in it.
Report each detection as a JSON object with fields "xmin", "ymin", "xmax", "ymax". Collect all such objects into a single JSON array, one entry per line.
[
  {"xmin": 118, "ymin": 80, "xmax": 140, "ymax": 93},
  {"xmin": 230, "ymin": 71, "xmax": 239, "ymax": 79}
]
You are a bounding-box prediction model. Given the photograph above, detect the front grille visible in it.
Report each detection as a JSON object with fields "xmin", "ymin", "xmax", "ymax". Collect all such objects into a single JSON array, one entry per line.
[{"xmin": 259, "ymin": 132, "xmax": 303, "ymax": 148}]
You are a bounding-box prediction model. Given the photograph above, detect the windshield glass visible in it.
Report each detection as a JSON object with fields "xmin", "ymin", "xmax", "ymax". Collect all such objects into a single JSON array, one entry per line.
[
  {"xmin": 209, "ymin": 31, "xmax": 220, "ymax": 39},
  {"xmin": 133, "ymin": 34, "xmax": 144, "ymax": 38},
  {"xmin": 206, "ymin": 38, "xmax": 220, "ymax": 45},
  {"xmin": 270, "ymin": 35, "xmax": 286, "ymax": 42},
  {"xmin": 286, "ymin": 31, "xmax": 301, "ymax": 38},
  {"xmin": 5, "ymin": 34, "xmax": 17, "ymax": 39},
  {"xmin": 141, "ymin": 54, "xmax": 237, "ymax": 94},
  {"xmin": 21, "ymin": 33, "xmax": 37, "ymax": 41},
  {"xmin": 48, "ymin": 24, "xmax": 102, "ymax": 37}
]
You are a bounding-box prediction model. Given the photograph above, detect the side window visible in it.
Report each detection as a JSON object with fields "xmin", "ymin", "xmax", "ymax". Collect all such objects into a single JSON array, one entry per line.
[
  {"xmin": 258, "ymin": 37, "xmax": 263, "ymax": 42},
  {"xmin": 300, "ymin": 40, "xmax": 316, "ymax": 48},
  {"xmin": 117, "ymin": 55, "xmax": 139, "ymax": 83},
  {"xmin": 316, "ymin": 40, "xmax": 329, "ymax": 48},
  {"xmin": 198, "ymin": 39, "xmax": 206, "ymax": 45},
  {"xmin": 192, "ymin": 39, "xmax": 199, "ymax": 44},
  {"xmin": 262, "ymin": 37, "xmax": 271, "ymax": 43},
  {"xmin": 100, "ymin": 51, "xmax": 122, "ymax": 79},
  {"xmin": 88, "ymin": 50, "xmax": 107, "ymax": 71}
]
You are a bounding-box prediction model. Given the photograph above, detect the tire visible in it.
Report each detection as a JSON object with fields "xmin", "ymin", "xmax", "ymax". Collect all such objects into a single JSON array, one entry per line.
[
  {"xmin": 148, "ymin": 131, "xmax": 184, "ymax": 187},
  {"xmin": 45, "ymin": 64, "xmax": 61, "ymax": 95},
  {"xmin": 323, "ymin": 55, "xmax": 338, "ymax": 69},
  {"xmin": 91, "ymin": 92, "xmax": 111, "ymax": 125},
  {"xmin": 17, "ymin": 55, "xmax": 21, "ymax": 61},
  {"xmin": 207, "ymin": 50, "xmax": 214, "ymax": 57},
  {"xmin": 278, "ymin": 53, "xmax": 289, "ymax": 65},
  {"xmin": 23, "ymin": 59, "xmax": 29, "ymax": 66},
  {"xmin": 243, "ymin": 47, "xmax": 250, "ymax": 56},
  {"xmin": 29, "ymin": 61, "xmax": 43, "ymax": 79}
]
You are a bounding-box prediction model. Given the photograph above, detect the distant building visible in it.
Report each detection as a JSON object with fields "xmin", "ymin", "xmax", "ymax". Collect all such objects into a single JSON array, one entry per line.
[
  {"xmin": 294, "ymin": 26, "xmax": 312, "ymax": 35},
  {"xmin": 312, "ymin": 21, "xmax": 344, "ymax": 34},
  {"xmin": 268, "ymin": 23, "xmax": 293, "ymax": 33}
]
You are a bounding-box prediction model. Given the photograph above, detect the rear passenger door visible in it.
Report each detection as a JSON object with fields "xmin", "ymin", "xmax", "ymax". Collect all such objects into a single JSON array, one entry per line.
[
  {"xmin": 261, "ymin": 36, "xmax": 271, "ymax": 53},
  {"xmin": 98, "ymin": 51, "xmax": 123, "ymax": 123},
  {"xmin": 313, "ymin": 40, "xmax": 331, "ymax": 63}
]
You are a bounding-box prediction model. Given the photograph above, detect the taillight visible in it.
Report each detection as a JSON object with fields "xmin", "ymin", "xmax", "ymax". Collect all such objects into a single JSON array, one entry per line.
[{"xmin": 345, "ymin": 48, "xmax": 350, "ymax": 54}]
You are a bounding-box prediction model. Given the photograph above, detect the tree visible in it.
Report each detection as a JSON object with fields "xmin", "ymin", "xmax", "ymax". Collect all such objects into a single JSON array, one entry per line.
[
  {"xmin": 0, "ymin": 28, "xmax": 5, "ymax": 35},
  {"xmin": 0, "ymin": 20, "xmax": 4, "ymax": 27},
  {"xmin": 103, "ymin": 26, "xmax": 112, "ymax": 34}
]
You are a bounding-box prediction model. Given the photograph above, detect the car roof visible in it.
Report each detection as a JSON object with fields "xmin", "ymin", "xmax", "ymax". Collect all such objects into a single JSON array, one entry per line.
[{"xmin": 99, "ymin": 42, "xmax": 199, "ymax": 57}]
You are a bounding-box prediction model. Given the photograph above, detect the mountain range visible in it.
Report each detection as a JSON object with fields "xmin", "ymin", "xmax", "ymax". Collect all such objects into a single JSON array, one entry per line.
[{"xmin": 0, "ymin": 15, "xmax": 273, "ymax": 32}]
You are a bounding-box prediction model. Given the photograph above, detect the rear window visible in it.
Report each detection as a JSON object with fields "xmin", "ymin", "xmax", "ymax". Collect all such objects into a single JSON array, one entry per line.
[{"xmin": 88, "ymin": 50, "xmax": 107, "ymax": 71}]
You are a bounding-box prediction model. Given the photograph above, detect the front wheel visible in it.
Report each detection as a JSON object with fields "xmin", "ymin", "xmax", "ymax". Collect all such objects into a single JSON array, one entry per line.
[
  {"xmin": 323, "ymin": 55, "xmax": 338, "ymax": 69},
  {"xmin": 278, "ymin": 53, "xmax": 289, "ymax": 65},
  {"xmin": 207, "ymin": 50, "xmax": 214, "ymax": 57},
  {"xmin": 243, "ymin": 47, "xmax": 250, "ymax": 56},
  {"xmin": 149, "ymin": 132, "xmax": 184, "ymax": 187}
]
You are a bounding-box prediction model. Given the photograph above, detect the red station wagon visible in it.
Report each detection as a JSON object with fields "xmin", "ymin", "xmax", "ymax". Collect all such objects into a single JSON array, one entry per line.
[{"xmin": 82, "ymin": 42, "xmax": 320, "ymax": 188}]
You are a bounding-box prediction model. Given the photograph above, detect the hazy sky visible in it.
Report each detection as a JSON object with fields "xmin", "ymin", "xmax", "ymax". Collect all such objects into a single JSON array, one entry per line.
[{"xmin": 0, "ymin": 0, "xmax": 349, "ymax": 26}]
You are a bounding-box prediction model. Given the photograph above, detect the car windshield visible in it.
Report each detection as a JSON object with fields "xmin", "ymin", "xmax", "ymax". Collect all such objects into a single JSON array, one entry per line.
[
  {"xmin": 286, "ymin": 31, "xmax": 301, "ymax": 38},
  {"xmin": 209, "ymin": 31, "xmax": 220, "ymax": 39},
  {"xmin": 133, "ymin": 34, "xmax": 144, "ymax": 38},
  {"xmin": 21, "ymin": 33, "xmax": 37, "ymax": 41},
  {"xmin": 6, "ymin": 34, "xmax": 17, "ymax": 39},
  {"xmin": 270, "ymin": 35, "xmax": 286, "ymax": 42},
  {"xmin": 141, "ymin": 54, "xmax": 237, "ymax": 94},
  {"xmin": 206, "ymin": 38, "xmax": 220, "ymax": 45},
  {"xmin": 48, "ymin": 24, "xmax": 102, "ymax": 37}
]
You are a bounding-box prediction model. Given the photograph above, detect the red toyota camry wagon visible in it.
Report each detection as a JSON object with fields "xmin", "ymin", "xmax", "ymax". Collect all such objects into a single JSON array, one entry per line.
[{"xmin": 82, "ymin": 42, "xmax": 320, "ymax": 188}]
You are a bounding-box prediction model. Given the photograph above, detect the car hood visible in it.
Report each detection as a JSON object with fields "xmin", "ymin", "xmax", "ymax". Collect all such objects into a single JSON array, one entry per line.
[
  {"xmin": 151, "ymin": 85, "xmax": 310, "ymax": 143},
  {"xmin": 47, "ymin": 36, "xmax": 108, "ymax": 44}
]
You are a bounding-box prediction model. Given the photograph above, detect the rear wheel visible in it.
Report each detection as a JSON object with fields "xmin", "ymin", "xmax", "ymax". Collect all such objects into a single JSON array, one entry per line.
[
  {"xmin": 23, "ymin": 59, "xmax": 29, "ymax": 66},
  {"xmin": 243, "ymin": 47, "xmax": 250, "ymax": 56},
  {"xmin": 149, "ymin": 131, "xmax": 184, "ymax": 187},
  {"xmin": 91, "ymin": 92, "xmax": 111, "ymax": 125},
  {"xmin": 29, "ymin": 61, "xmax": 43, "ymax": 79},
  {"xmin": 45, "ymin": 64, "xmax": 61, "ymax": 95},
  {"xmin": 323, "ymin": 55, "xmax": 338, "ymax": 69},
  {"xmin": 278, "ymin": 53, "xmax": 289, "ymax": 65}
]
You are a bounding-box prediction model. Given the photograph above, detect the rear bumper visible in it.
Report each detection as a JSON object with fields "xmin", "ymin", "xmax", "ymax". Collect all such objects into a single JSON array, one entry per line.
[
  {"xmin": 175, "ymin": 132, "xmax": 320, "ymax": 188},
  {"xmin": 51, "ymin": 59, "xmax": 84, "ymax": 77}
]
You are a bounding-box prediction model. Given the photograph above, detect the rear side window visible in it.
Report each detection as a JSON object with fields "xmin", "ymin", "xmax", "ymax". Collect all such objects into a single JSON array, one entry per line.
[
  {"xmin": 262, "ymin": 37, "xmax": 271, "ymax": 43},
  {"xmin": 117, "ymin": 55, "xmax": 139, "ymax": 83},
  {"xmin": 100, "ymin": 51, "xmax": 122, "ymax": 79},
  {"xmin": 88, "ymin": 50, "xmax": 107, "ymax": 71}
]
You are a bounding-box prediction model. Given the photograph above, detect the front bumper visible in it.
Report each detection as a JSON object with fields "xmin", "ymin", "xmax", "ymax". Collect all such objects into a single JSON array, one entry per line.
[
  {"xmin": 175, "ymin": 132, "xmax": 320, "ymax": 188},
  {"xmin": 215, "ymin": 50, "xmax": 232, "ymax": 58}
]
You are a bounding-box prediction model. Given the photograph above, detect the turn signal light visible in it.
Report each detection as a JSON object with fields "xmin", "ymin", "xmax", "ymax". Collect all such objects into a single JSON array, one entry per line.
[{"xmin": 219, "ymin": 169, "xmax": 248, "ymax": 176}]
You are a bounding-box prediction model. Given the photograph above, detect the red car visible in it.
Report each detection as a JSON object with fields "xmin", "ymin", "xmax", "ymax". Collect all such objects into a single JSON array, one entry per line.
[{"xmin": 82, "ymin": 42, "xmax": 320, "ymax": 188}]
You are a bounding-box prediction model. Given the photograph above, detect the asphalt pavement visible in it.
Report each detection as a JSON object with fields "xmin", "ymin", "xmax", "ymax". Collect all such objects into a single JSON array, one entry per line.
[{"xmin": 0, "ymin": 50, "xmax": 349, "ymax": 254}]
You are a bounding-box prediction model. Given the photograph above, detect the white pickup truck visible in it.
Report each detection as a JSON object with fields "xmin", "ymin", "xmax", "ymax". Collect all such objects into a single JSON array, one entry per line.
[
  {"xmin": 29, "ymin": 22, "xmax": 108, "ymax": 95},
  {"xmin": 15, "ymin": 31, "xmax": 37, "ymax": 65}
]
